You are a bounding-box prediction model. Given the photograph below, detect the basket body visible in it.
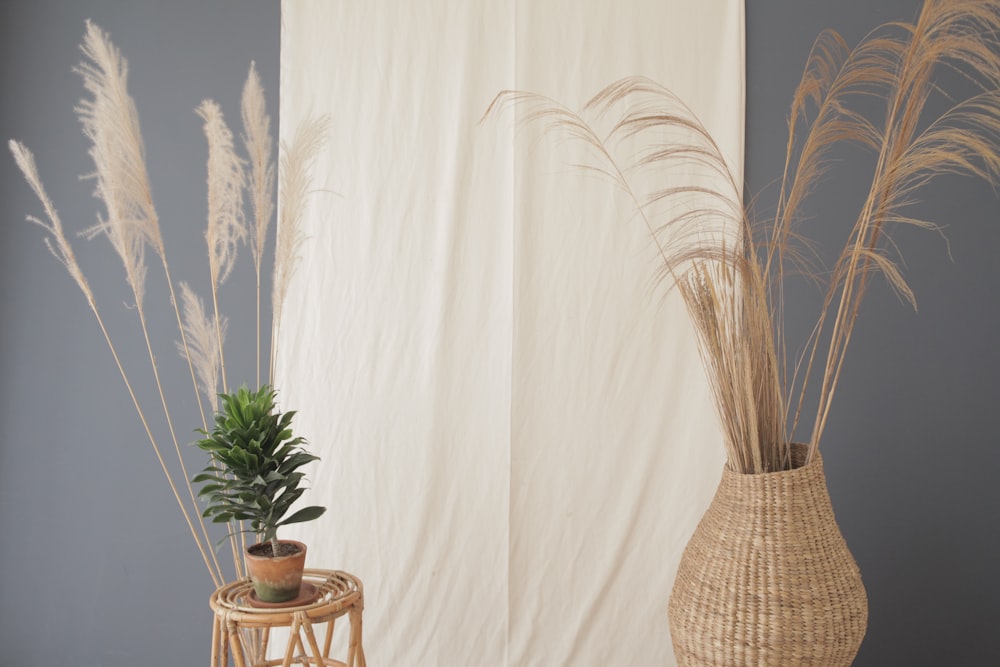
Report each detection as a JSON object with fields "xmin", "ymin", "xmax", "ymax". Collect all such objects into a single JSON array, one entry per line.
[{"xmin": 668, "ymin": 445, "xmax": 867, "ymax": 666}]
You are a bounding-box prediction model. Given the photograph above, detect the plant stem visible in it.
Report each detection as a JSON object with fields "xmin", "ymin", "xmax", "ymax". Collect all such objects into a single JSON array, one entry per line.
[
  {"xmin": 157, "ymin": 257, "xmax": 235, "ymax": 576},
  {"xmin": 208, "ymin": 261, "xmax": 229, "ymax": 394},
  {"xmin": 256, "ymin": 277, "xmax": 261, "ymax": 389},
  {"xmin": 93, "ymin": 308, "xmax": 222, "ymax": 588},
  {"xmin": 134, "ymin": 302, "xmax": 225, "ymax": 582},
  {"xmin": 162, "ymin": 261, "xmax": 208, "ymax": 431}
]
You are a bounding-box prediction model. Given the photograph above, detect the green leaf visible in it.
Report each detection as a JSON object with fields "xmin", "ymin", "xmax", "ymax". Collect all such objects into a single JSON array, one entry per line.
[
  {"xmin": 279, "ymin": 505, "xmax": 326, "ymax": 526},
  {"xmin": 196, "ymin": 483, "xmax": 223, "ymax": 496}
]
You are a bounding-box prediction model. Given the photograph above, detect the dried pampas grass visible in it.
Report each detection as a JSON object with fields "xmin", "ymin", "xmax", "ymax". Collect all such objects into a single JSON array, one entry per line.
[
  {"xmin": 243, "ymin": 62, "xmax": 275, "ymax": 276},
  {"xmin": 76, "ymin": 20, "xmax": 157, "ymax": 309},
  {"xmin": 199, "ymin": 100, "xmax": 247, "ymax": 289},
  {"xmin": 8, "ymin": 141, "xmax": 94, "ymax": 306},
  {"xmin": 271, "ymin": 116, "xmax": 330, "ymax": 379},
  {"xmin": 489, "ymin": 0, "xmax": 1000, "ymax": 473},
  {"xmin": 9, "ymin": 22, "xmax": 327, "ymax": 585},
  {"xmin": 177, "ymin": 282, "xmax": 227, "ymax": 412},
  {"xmin": 241, "ymin": 62, "xmax": 275, "ymax": 387},
  {"xmin": 197, "ymin": 99, "xmax": 246, "ymax": 394}
]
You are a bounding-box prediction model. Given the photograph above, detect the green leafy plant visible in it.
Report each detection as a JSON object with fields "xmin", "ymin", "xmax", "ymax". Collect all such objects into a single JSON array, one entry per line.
[{"xmin": 193, "ymin": 385, "xmax": 326, "ymax": 556}]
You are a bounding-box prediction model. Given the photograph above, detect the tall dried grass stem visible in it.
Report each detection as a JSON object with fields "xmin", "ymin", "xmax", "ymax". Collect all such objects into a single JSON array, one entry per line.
[
  {"xmin": 77, "ymin": 24, "xmax": 227, "ymax": 580},
  {"xmin": 242, "ymin": 63, "xmax": 275, "ymax": 388},
  {"xmin": 8, "ymin": 140, "xmax": 222, "ymax": 587},
  {"xmin": 198, "ymin": 100, "xmax": 247, "ymax": 394}
]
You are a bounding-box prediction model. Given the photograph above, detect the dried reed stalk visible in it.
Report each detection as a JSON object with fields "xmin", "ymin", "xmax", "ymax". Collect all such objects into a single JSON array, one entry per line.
[{"xmin": 488, "ymin": 0, "xmax": 1000, "ymax": 473}]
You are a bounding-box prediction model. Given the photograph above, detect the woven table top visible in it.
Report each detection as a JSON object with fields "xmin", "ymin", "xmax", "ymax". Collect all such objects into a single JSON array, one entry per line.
[{"xmin": 210, "ymin": 569, "xmax": 364, "ymax": 626}]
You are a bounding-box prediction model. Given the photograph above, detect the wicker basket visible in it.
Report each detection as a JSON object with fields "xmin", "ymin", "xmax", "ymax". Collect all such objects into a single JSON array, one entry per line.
[{"xmin": 668, "ymin": 444, "xmax": 867, "ymax": 666}]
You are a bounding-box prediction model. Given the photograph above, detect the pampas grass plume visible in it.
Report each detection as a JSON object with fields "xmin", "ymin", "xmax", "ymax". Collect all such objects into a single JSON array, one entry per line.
[
  {"xmin": 8, "ymin": 140, "xmax": 95, "ymax": 306},
  {"xmin": 272, "ymin": 116, "xmax": 329, "ymax": 337},
  {"xmin": 242, "ymin": 62, "xmax": 275, "ymax": 275},
  {"xmin": 198, "ymin": 99, "xmax": 246, "ymax": 287},
  {"xmin": 177, "ymin": 282, "xmax": 226, "ymax": 412}
]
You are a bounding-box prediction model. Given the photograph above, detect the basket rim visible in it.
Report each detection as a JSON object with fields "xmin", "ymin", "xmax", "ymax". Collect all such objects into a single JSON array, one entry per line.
[{"xmin": 722, "ymin": 442, "xmax": 818, "ymax": 478}]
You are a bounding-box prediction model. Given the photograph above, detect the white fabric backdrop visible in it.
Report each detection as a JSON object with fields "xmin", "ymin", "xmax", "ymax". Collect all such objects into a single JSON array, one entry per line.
[{"xmin": 278, "ymin": 2, "xmax": 743, "ymax": 664}]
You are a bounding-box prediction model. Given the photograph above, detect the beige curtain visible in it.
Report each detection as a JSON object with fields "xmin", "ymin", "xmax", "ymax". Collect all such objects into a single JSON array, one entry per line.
[{"xmin": 277, "ymin": 1, "xmax": 743, "ymax": 664}]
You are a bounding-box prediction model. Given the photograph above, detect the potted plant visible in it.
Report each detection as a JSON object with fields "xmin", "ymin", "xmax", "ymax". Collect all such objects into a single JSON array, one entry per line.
[{"xmin": 193, "ymin": 384, "xmax": 326, "ymax": 603}]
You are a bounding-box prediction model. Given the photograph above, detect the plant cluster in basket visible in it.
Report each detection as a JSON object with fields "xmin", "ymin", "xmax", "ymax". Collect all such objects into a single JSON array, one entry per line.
[
  {"xmin": 9, "ymin": 20, "xmax": 330, "ymax": 600},
  {"xmin": 487, "ymin": 0, "xmax": 1000, "ymax": 663}
]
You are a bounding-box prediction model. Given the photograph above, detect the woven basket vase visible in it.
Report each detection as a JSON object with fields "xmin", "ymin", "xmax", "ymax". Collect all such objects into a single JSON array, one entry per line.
[{"xmin": 668, "ymin": 444, "xmax": 867, "ymax": 666}]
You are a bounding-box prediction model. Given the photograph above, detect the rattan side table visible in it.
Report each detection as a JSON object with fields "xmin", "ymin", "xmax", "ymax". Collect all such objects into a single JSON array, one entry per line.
[{"xmin": 209, "ymin": 569, "xmax": 366, "ymax": 667}]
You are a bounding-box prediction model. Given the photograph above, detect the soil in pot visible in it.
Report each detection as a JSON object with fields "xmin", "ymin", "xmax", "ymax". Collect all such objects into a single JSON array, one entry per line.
[{"xmin": 248, "ymin": 541, "xmax": 302, "ymax": 558}]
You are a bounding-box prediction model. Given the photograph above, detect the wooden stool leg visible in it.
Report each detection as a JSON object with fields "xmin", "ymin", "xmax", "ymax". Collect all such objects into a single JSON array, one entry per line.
[
  {"xmin": 220, "ymin": 624, "xmax": 230, "ymax": 667},
  {"xmin": 227, "ymin": 616, "xmax": 248, "ymax": 667},
  {"xmin": 282, "ymin": 616, "xmax": 302, "ymax": 667},
  {"xmin": 260, "ymin": 626, "xmax": 271, "ymax": 659},
  {"xmin": 323, "ymin": 618, "xmax": 336, "ymax": 659},
  {"xmin": 347, "ymin": 607, "xmax": 365, "ymax": 667},
  {"xmin": 211, "ymin": 613, "xmax": 221, "ymax": 667},
  {"xmin": 300, "ymin": 615, "xmax": 326, "ymax": 665}
]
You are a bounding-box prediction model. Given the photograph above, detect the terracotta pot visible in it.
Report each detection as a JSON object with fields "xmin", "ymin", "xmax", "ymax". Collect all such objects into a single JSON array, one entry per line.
[
  {"xmin": 244, "ymin": 539, "xmax": 307, "ymax": 603},
  {"xmin": 668, "ymin": 444, "xmax": 868, "ymax": 666}
]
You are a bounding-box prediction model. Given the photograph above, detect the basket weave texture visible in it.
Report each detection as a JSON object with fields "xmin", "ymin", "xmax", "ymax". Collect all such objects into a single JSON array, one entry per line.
[{"xmin": 668, "ymin": 445, "xmax": 867, "ymax": 666}]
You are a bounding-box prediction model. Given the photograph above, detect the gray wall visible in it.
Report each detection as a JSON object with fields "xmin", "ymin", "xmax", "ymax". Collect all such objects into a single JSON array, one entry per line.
[
  {"xmin": 0, "ymin": 1, "xmax": 278, "ymax": 664},
  {"xmin": 1, "ymin": 1, "xmax": 996, "ymax": 666}
]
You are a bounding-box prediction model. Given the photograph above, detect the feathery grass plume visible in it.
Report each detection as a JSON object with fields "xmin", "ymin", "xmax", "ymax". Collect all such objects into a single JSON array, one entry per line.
[
  {"xmin": 271, "ymin": 116, "xmax": 329, "ymax": 380},
  {"xmin": 8, "ymin": 140, "xmax": 223, "ymax": 587},
  {"xmin": 241, "ymin": 62, "xmax": 275, "ymax": 387},
  {"xmin": 75, "ymin": 20, "xmax": 161, "ymax": 309},
  {"xmin": 177, "ymin": 279, "xmax": 243, "ymax": 575},
  {"xmin": 177, "ymin": 282, "xmax": 226, "ymax": 412},
  {"xmin": 74, "ymin": 21, "xmax": 227, "ymax": 583},
  {"xmin": 242, "ymin": 62, "xmax": 275, "ymax": 274},
  {"xmin": 775, "ymin": 0, "xmax": 1000, "ymax": 456},
  {"xmin": 487, "ymin": 0, "xmax": 1000, "ymax": 473},
  {"xmin": 199, "ymin": 100, "xmax": 247, "ymax": 286},
  {"xmin": 486, "ymin": 80, "xmax": 788, "ymax": 472},
  {"xmin": 78, "ymin": 21, "xmax": 211, "ymax": 432},
  {"xmin": 197, "ymin": 99, "xmax": 246, "ymax": 394},
  {"xmin": 8, "ymin": 141, "xmax": 95, "ymax": 307},
  {"xmin": 485, "ymin": 81, "xmax": 744, "ymax": 292},
  {"xmin": 14, "ymin": 20, "xmax": 329, "ymax": 587},
  {"xmin": 587, "ymin": 79, "xmax": 786, "ymax": 473}
]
